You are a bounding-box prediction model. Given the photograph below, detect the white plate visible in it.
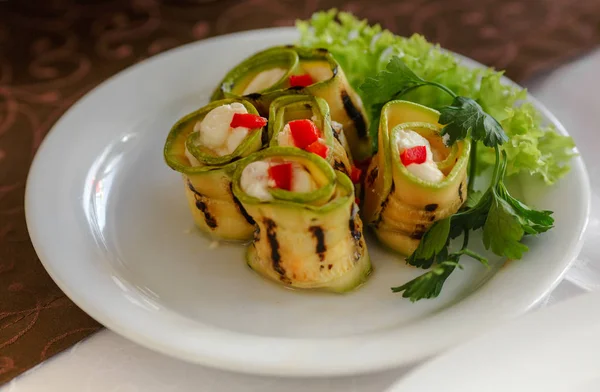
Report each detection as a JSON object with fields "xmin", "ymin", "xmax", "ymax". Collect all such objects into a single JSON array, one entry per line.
[
  {"xmin": 25, "ymin": 27, "xmax": 590, "ymax": 377},
  {"xmin": 386, "ymin": 290, "xmax": 600, "ymax": 392}
]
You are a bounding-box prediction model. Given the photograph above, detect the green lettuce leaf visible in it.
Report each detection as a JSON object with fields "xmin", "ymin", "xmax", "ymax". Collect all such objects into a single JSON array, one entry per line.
[{"xmin": 296, "ymin": 9, "xmax": 576, "ymax": 184}]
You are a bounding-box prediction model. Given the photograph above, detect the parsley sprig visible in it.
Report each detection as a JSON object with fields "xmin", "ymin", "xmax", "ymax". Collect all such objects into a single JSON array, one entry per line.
[{"xmin": 361, "ymin": 58, "xmax": 554, "ymax": 302}]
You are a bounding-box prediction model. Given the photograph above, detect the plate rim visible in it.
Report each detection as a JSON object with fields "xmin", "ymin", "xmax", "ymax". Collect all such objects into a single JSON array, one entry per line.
[{"xmin": 25, "ymin": 26, "xmax": 591, "ymax": 377}]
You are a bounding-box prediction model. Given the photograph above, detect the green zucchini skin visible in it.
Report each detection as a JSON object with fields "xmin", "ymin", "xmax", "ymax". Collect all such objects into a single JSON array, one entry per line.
[
  {"xmin": 362, "ymin": 100, "xmax": 470, "ymax": 256},
  {"xmin": 163, "ymin": 98, "xmax": 264, "ymax": 240},
  {"xmin": 211, "ymin": 46, "xmax": 372, "ymax": 161},
  {"xmin": 232, "ymin": 147, "xmax": 372, "ymax": 292},
  {"xmin": 268, "ymin": 94, "xmax": 353, "ymax": 177}
]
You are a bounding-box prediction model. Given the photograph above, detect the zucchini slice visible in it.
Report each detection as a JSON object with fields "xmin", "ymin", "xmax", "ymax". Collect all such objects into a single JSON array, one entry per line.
[
  {"xmin": 268, "ymin": 94, "xmax": 353, "ymax": 176},
  {"xmin": 211, "ymin": 46, "xmax": 372, "ymax": 160},
  {"xmin": 232, "ymin": 147, "xmax": 372, "ymax": 292},
  {"xmin": 362, "ymin": 100, "xmax": 470, "ymax": 256},
  {"xmin": 163, "ymin": 98, "xmax": 264, "ymax": 240}
]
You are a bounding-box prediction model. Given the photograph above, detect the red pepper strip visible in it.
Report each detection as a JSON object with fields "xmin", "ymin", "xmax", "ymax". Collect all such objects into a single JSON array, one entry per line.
[
  {"xmin": 400, "ymin": 146, "xmax": 427, "ymax": 166},
  {"xmin": 305, "ymin": 140, "xmax": 329, "ymax": 159},
  {"xmin": 288, "ymin": 119, "xmax": 319, "ymax": 149},
  {"xmin": 230, "ymin": 113, "xmax": 267, "ymax": 129},
  {"xmin": 289, "ymin": 73, "xmax": 314, "ymax": 88},
  {"xmin": 350, "ymin": 165, "xmax": 362, "ymax": 184},
  {"xmin": 268, "ymin": 163, "xmax": 293, "ymax": 191}
]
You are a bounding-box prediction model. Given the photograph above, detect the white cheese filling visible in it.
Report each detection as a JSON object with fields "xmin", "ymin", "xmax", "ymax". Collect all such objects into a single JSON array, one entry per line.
[
  {"xmin": 240, "ymin": 161, "xmax": 273, "ymax": 201},
  {"xmin": 184, "ymin": 103, "xmax": 250, "ymax": 165},
  {"xmin": 396, "ymin": 129, "xmax": 445, "ymax": 183},
  {"xmin": 242, "ymin": 68, "xmax": 287, "ymax": 95},
  {"xmin": 240, "ymin": 160, "xmax": 317, "ymax": 201},
  {"xmin": 302, "ymin": 63, "xmax": 333, "ymax": 83},
  {"xmin": 277, "ymin": 124, "xmax": 295, "ymax": 147}
]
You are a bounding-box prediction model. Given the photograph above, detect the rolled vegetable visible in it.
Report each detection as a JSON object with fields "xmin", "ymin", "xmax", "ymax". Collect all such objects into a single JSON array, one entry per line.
[
  {"xmin": 268, "ymin": 94, "xmax": 353, "ymax": 176},
  {"xmin": 362, "ymin": 101, "xmax": 470, "ymax": 256},
  {"xmin": 232, "ymin": 147, "xmax": 372, "ymax": 292},
  {"xmin": 163, "ymin": 98, "xmax": 265, "ymax": 240},
  {"xmin": 211, "ymin": 46, "xmax": 372, "ymax": 160}
]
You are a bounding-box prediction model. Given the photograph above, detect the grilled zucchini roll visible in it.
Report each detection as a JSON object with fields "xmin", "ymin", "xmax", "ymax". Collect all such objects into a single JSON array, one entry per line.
[
  {"xmin": 362, "ymin": 101, "xmax": 470, "ymax": 256},
  {"xmin": 211, "ymin": 46, "xmax": 372, "ymax": 160},
  {"xmin": 232, "ymin": 147, "xmax": 371, "ymax": 292},
  {"xmin": 268, "ymin": 94, "xmax": 353, "ymax": 176},
  {"xmin": 164, "ymin": 98, "xmax": 266, "ymax": 240}
]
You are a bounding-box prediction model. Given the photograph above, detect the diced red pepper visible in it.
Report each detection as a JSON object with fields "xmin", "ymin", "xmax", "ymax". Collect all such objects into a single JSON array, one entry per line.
[
  {"xmin": 355, "ymin": 197, "xmax": 361, "ymax": 205},
  {"xmin": 305, "ymin": 140, "xmax": 329, "ymax": 159},
  {"xmin": 400, "ymin": 146, "xmax": 427, "ymax": 166},
  {"xmin": 354, "ymin": 156, "xmax": 372, "ymax": 173},
  {"xmin": 288, "ymin": 119, "xmax": 320, "ymax": 149},
  {"xmin": 289, "ymin": 73, "xmax": 314, "ymax": 88},
  {"xmin": 350, "ymin": 165, "xmax": 362, "ymax": 184},
  {"xmin": 268, "ymin": 163, "xmax": 293, "ymax": 191},
  {"xmin": 230, "ymin": 113, "xmax": 267, "ymax": 129}
]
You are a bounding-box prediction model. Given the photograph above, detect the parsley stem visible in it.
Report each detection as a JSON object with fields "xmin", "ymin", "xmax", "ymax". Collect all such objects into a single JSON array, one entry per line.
[
  {"xmin": 393, "ymin": 84, "xmax": 427, "ymax": 100},
  {"xmin": 457, "ymin": 249, "xmax": 489, "ymax": 265},
  {"xmin": 467, "ymin": 140, "xmax": 478, "ymax": 194},
  {"xmin": 491, "ymin": 145, "xmax": 502, "ymax": 186},
  {"xmin": 426, "ymin": 81, "xmax": 458, "ymax": 99},
  {"xmin": 461, "ymin": 229, "xmax": 470, "ymax": 250}
]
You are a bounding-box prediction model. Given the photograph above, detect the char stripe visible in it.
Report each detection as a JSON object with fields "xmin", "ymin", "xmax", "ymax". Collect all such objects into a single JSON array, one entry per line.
[
  {"xmin": 264, "ymin": 218, "xmax": 285, "ymax": 278},
  {"xmin": 340, "ymin": 90, "xmax": 367, "ymax": 139},
  {"xmin": 229, "ymin": 183, "xmax": 255, "ymax": 225},
  {"xmin": 187, "ymin": 180, "xmax": 218, "ymax": 229},
  {"xmin": 309, "ymin": 226, "xmax": 326, "ymax": 261}
]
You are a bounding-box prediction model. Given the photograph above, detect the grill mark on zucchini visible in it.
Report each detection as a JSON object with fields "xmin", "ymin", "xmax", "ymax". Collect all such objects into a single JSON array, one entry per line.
[
  {"xmin": 187, "ymin": 180, "xmax": 217, "ymax": 229},
  {"xmin": 458, "ymin": 181, "xmax": 465, "ymax": 203},
  {"xmin": 375, "ymin": 182, "xmax": 395, "ymax": 228},
  {"xmin": 229, "ymin": 183, "xmax": 255, "ymax": 225},
  {"xmin": 309, "ymin": 226, "xmax": 326, "ymax": 261},
  {"xmin": 340, "ymin": 90, "xmax": 367, "ymax": 139},
  {"xmin": 425, "ymin": 203, "xmax": 438, "ymax": 212},
  {"xmin": 366, "ymin": 166, "xmax": 378, "ymax": 187},
  {"xmin": 333, "ymin": 159, "xmax": 349, "ymax": 175},
  {"xmin": 245, "ymin": 92, "xmax": 262, "ymax": 100},
  {"xmin": 253, "ymin": 227, "xmax": 260, "ymax": 242},
  {"xmin": 263, "ymin": 218, "xmax": 286, "ymax": 279},
  {"xmin": 410, "ymin": 224, "xmax": 427, "ymax": 240},
  {"xmin": 332, "ymin": 126, "xmax": 342, "ymax": 143},
  {"xmin": 349, "ymin": 217, "xmax": 361, "ymax": 241}
]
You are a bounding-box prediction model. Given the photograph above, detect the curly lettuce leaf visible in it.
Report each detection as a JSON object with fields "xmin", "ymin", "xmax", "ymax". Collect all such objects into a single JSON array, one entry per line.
[{"xmin": 296, "ymin": 9, "xmax": 575, "ymax": 184}]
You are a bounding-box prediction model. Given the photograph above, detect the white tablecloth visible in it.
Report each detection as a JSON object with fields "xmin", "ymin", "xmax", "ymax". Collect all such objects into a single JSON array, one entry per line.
[{"xmin": 5, "ymin": 47, "xmax": 600, "ymax": 392}]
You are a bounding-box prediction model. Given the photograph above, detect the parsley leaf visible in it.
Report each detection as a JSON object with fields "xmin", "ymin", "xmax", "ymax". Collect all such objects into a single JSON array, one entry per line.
[
  {"xmin": 465, "ymin": 190, "xmax": 483, "ymax": 209},
  {"xmin": 361, "ymin": 56, "xmax": 425, "ymax": 101},
  {"xmin": 481, "ymin": 150, "xmax": 554, "ymax": 258},
  {"xmin": 360, "ymin": 57, "xmax": 427, "ymax": 137},
  {"xmin": 395, "ymin": 147, "xmax": 554, "ymax": 301},
  {"xmin": 391, "ymin": 260, "xmax": 461, "ymax": 302},
  {"xmin": 439, "ymin": 96, "xmax": 508, "ymax": 147},
  {"xmin": 406, "ymin": 218, "xmax": 451, "ymax": 269},
  {"xmin": 483, "ymin": 197, "xmax": 529, "ymax": 259}
]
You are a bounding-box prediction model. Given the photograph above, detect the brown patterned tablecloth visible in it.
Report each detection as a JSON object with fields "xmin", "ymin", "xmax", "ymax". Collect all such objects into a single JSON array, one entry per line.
[{"xmin": 1, "ymin": 0, "xmax": 600, "ymax": 384}]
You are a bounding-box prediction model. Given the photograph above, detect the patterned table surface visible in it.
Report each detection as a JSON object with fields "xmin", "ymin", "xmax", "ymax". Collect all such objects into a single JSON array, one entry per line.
[
  {"xmin": 5, "ymin": 28, "xmax": 600, "ymax": 392},
  {"xmin": 2, "ymin": 0, "xmax": 600, "ymax": 386}
]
